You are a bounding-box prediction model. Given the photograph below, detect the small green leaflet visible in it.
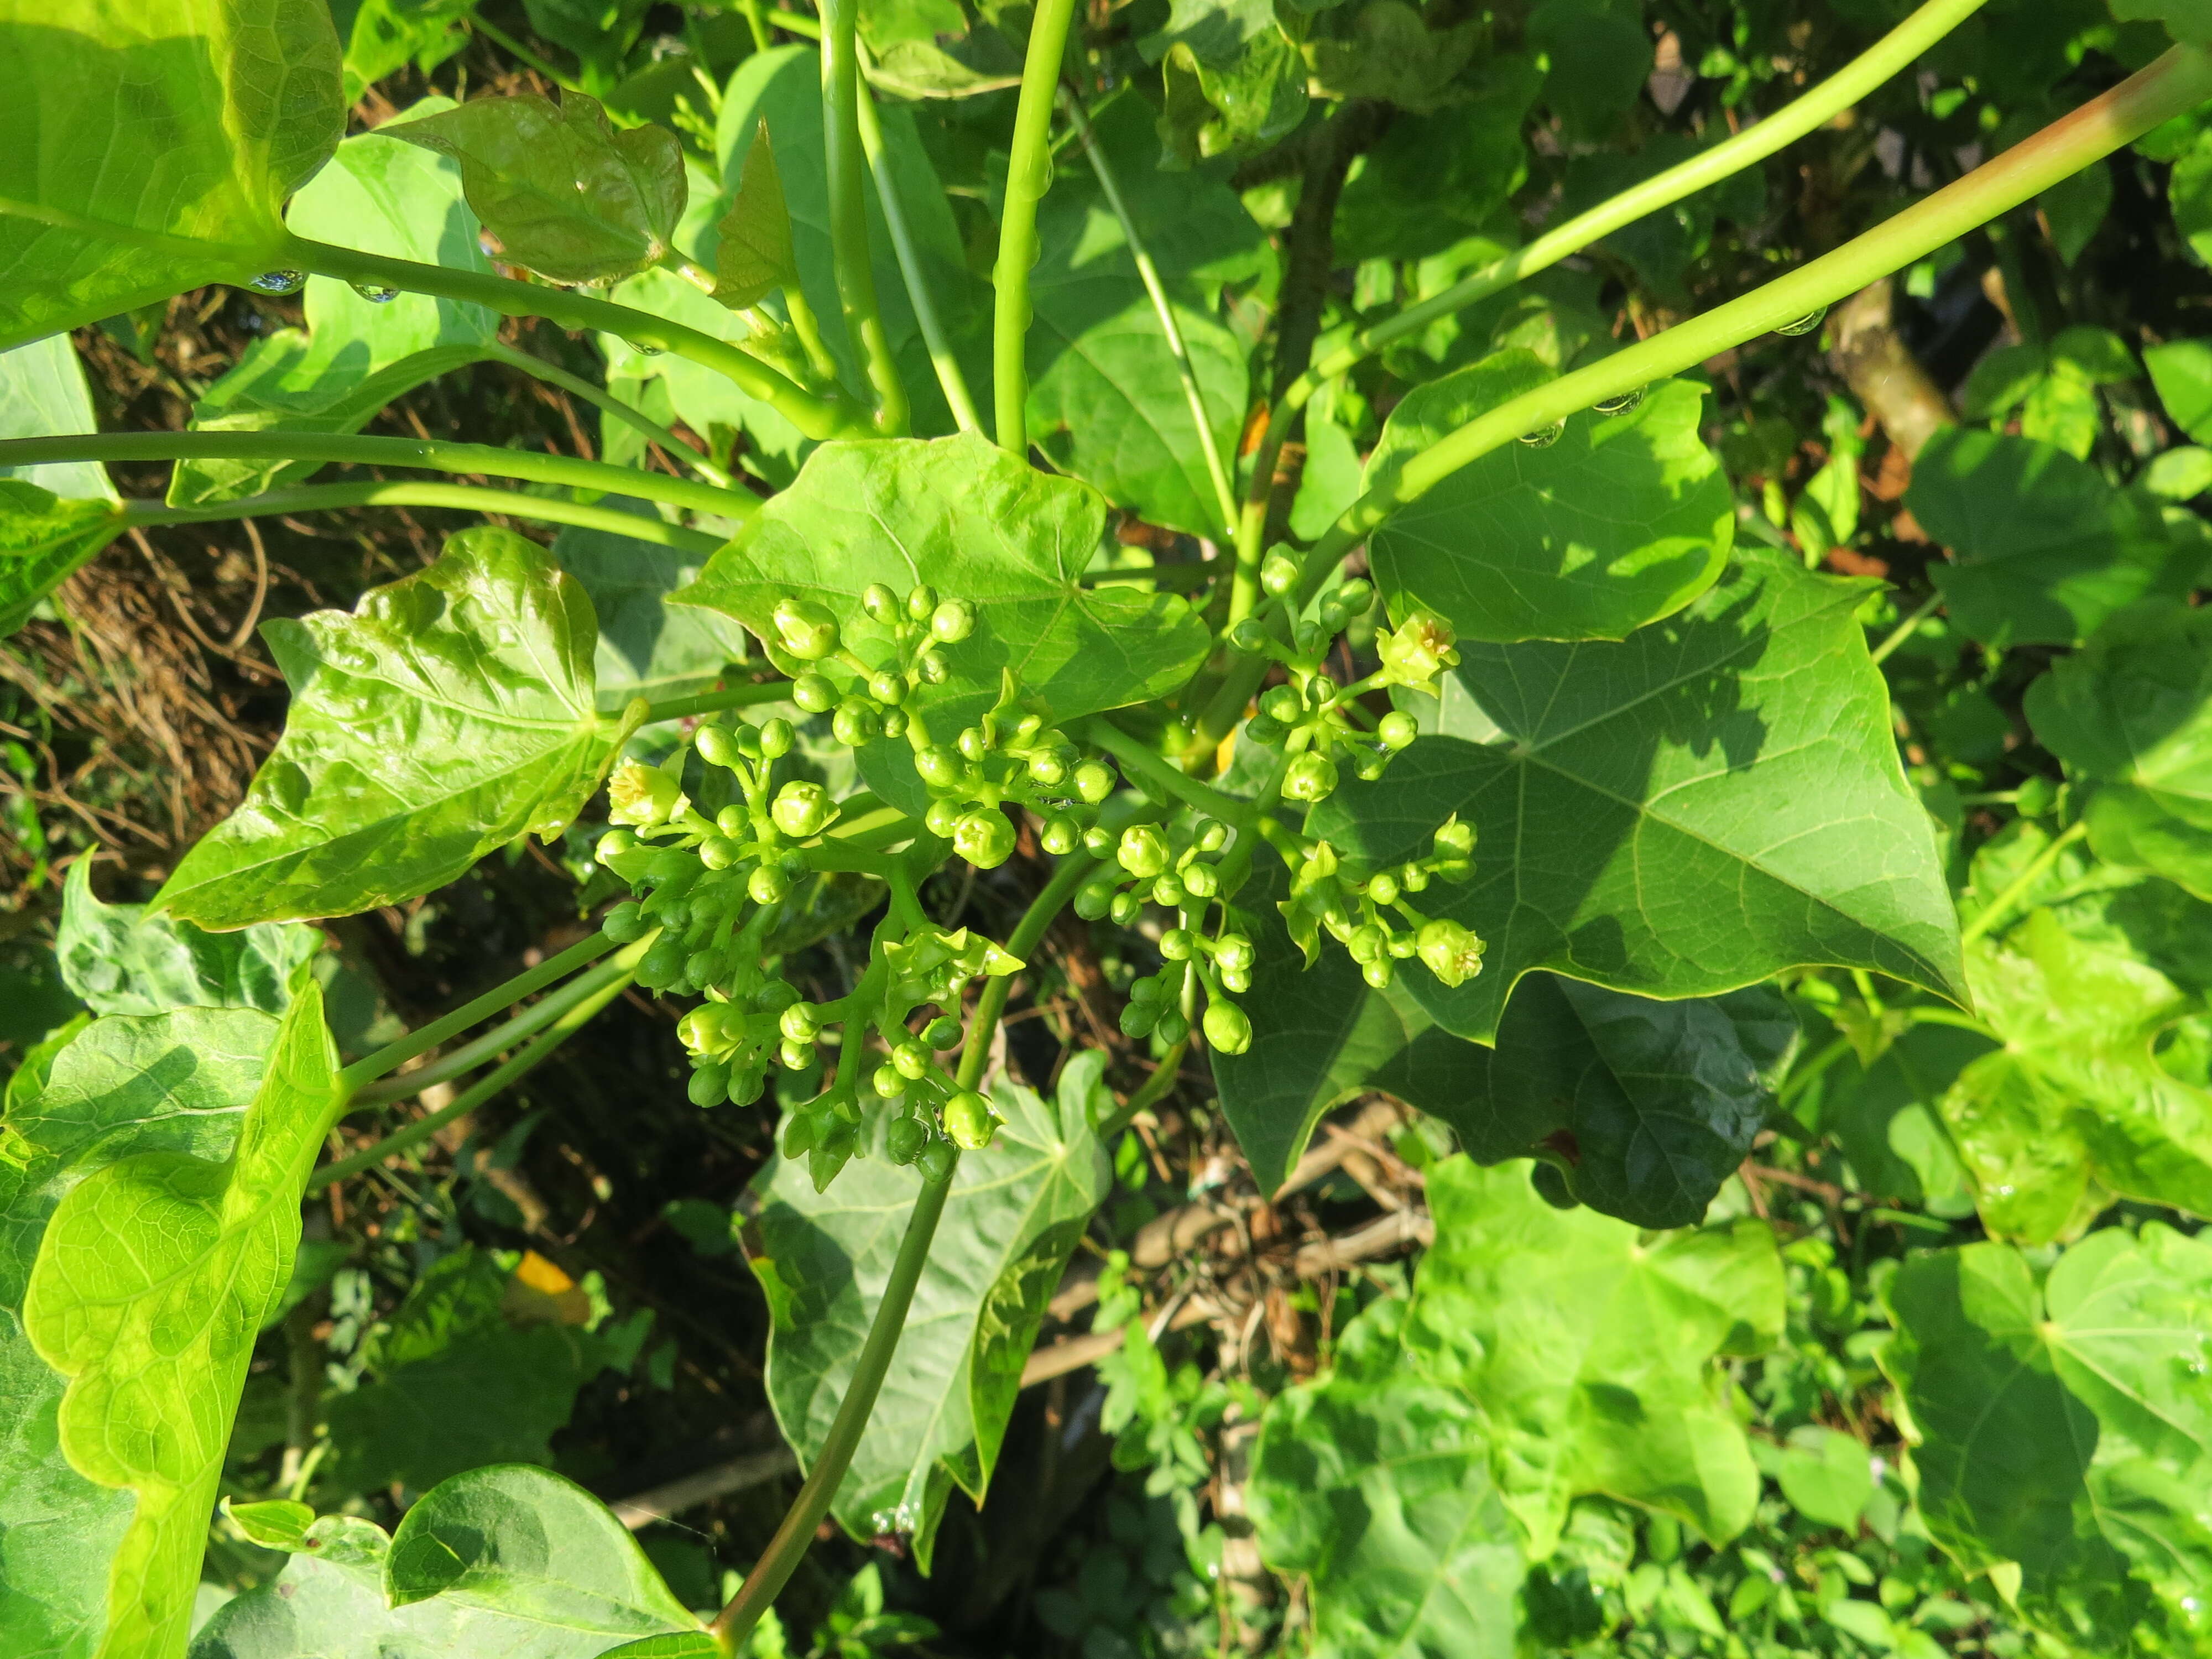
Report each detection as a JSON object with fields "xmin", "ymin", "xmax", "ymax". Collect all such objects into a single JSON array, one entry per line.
[
  {"xmin": 1366, "ymin": 354, "xmax": 1732, "ymax": 643},
  {"xmin": 24, "ymin": 984, "xmax": 337, "ymax": 1659},
  {"xmin": 384, "ymin": 91, "xmax": 687, "ymax": 285},
  {"xmin": 1881, "ymin": 1228, "xmax": 2212, "ymax": 1646},
  {"xmin": 749, "ymin": 1053, "xmax": 1112, "ymax": 1567},
  {"xmin": 158, "ymin": 529, "xmax": 638, "ymax": 928},
  {"xmin": 1246, "ymin": 1298, "xmax": 1524, "ymax": 1659},
  {"xmin": 0, "ymin": 0, "xmax": 345, "ymax": 348},
  {"xmin": 1403, "ymin": 1157, "xmax": 1785, "ymax": 1552},
  {"xmin": 1906, "ymin": 430, "xmax": 2209, "ymax": 647},
  {"xmin": 55, "ymin": 858, "xmax": 317, "ymax": 1018},
  {"xmin": 1312, "ymin": 548, "xmax": 1963, "ymax": 1043},
  {"xmin": 675, "ymin": 434, "xmax": 1214, "ymax": 732},
  {"xmin": 713, "ymin": 119, "xmax": 798, "ymax": 310},
  {"xmin": 2027, "ymin": 602, "xmax": 2212, "ymax": 901},
  {"xmin": 0, "ymin": 481, "xmax": 126, "ymax": 638}
]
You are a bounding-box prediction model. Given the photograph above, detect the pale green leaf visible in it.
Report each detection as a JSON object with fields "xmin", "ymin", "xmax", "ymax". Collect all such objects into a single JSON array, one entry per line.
[
  {"xmin": 157, "ymin": 528, "xmax": 628, "ymax": 929},
  {"xmin": 23, "ymin": 983, "xmax": 337, "ymax": 1659},
  {"xmin": 0, "ymin": 480, "xmax": 127, "ymax": 638},
  {"xmin": 55, "ymin": 859, "xmax": 317, "ymax": 1019},
  {"xmin": 1313, "ymin": 549, "xmax": 1963, "ymax": 1043},
  {"xmin": 750, "ymin": 1053, "xmax": 1112, "ymax": 1566},
  {"xmin": 384, "ymin": 92, "xmax": 685, "ymax": 285},
  {"xmin": 1366, "ymin": 354, "xmax": 1733, "ymax": 643},
  {"xmin": 1404, "ymin": 1157, "xmax": 1785, "ymax": 1552},
  {"xmin": 713, "ymin": 119, "xmax": 797, "ymax": 310},
  {"xmin": 0, "ymin": 335, "xmax": 115, "ymax": 500},
  {"xmin": 1772, "ymin": 1426, "xmax": 1875, "ymax": 1532},
  {"xmin": 0, "ymin": 0, "xmax": 343, "ymax": 347},
  {"xmin": 2146, "ymin": 337, "xmax": 2212, "ymax": 444},
  {"xmin": 338, "ymin": 0, "xmax": 475, "ymax": 104},
  {"xmin": 1290, "ymin": 413, "xmax": 1363, "ymax": 542},
  {"xmin": 674, "ymin": 434, "xmax": 1213, "ymax": 732},
  {"xmin": 551, "ymin": 507, "xmax": 754, "ymax": 709}
]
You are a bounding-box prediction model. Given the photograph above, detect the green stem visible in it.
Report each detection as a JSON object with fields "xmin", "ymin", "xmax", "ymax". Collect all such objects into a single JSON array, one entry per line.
[
  {"xmin": 855, "ymin": 62, "xmax": 984, "ymax": 435},
  {"xmin": 483, "ymin": 342, "xmax": 737, "ymax": 489},
  {"xmin": 468, "ymin": 14, "xmax": 587, "ymax": 93},
  {"xmin": 336, "ymin": 930, "xmax": 617, "ymax": 1095},
  {"xmin": 4, "ymin": 430, "xmax": 739, "ymax": 519},
  {"xmin": 309, "ymin": 960, "xmax": 639, "ymax": 1193},
  {"xmin": 821, "ymin": 0, "xmax": 910, "ymax": 434},
  {"xmin": 1961, "ymin": 819, "xmax": 2090, "ymax": 945},
  {"xmin": 638, "ymin": 682, "xmax": 798, "ymax": 722},
  {"xmin": 1097, "ymin": 1035, "xmax": 1189, "ymax": 1141},
  {"xmin": 1062, "ymin": 91, "xmax": 1237, "ymax": 536},
  {"xmin": 283, "ymin": 234, "xmax": 869, "ymax": 440},
  {"xmin": 769, "ymin": 7, "xmax": 822, "ymax": 36},
  {"xmin": 1870, "ymin": 590, "xmax": 1944, "ymax": 665},
  {"xmin": 1083, "ymin": 718, "xmax": 1255, "ymax": 828},
  {"xmin": 991, "ymin": 0, "xmax": 1080, "ymax": 453},
  {"xmin": 122, "ymin": 483, "xmax": 727, "ymax": 556}
]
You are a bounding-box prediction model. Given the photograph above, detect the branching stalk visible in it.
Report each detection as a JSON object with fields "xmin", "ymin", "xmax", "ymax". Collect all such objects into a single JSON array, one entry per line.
[
  {"xmin": 992, "ymin": 0, "xmax": 1081, "ymax": 453},
  {"xmin": 122, "ymin": 483, "xmax": 729, "ymax": 556},
  {"xmin": 638, "ymin": 682, "xmax": 800, "ymax": 722},
  {"xmin": 821, "ymin": 0, "xmax": 911, "ymax": 433},
  {"xmin": 1061, "ymin": 91, "xmax": 1237, "ymax": 535}
]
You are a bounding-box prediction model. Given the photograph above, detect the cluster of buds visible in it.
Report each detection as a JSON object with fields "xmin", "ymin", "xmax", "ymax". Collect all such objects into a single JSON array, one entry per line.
[
  {"xmin": 1118, "ymin": 921, "xmax": 1257, "ymax": 1055},
  {"xmin": 1278, "ymin": 818, "xmax": 1484, "ymax": 991},
  {"xmin": 1072, "ymin": 817, "xmax": 1256, "ymax": 1055},
  {"xmin": 911, "ymin": 671, "xmax": 1118, "ymax": 870},
  {"xmin": 770, "ymin": 581, "xmax": 974, "ymax": 748}
]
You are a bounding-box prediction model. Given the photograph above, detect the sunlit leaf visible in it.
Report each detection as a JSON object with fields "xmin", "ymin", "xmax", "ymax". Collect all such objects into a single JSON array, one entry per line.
[
  {"xmin": 55, "ymin": 858, "xmax": 317, "ymax": 1019},
  {"xmin": 0, "ymin": 334, "xmax": 114, "ymax": 500},
  {"xmin": 0, "ymin": 481, "xmax": 127, "ymax": 638}
]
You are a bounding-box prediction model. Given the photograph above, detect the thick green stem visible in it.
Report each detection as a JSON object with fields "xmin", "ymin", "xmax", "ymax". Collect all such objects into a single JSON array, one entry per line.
[
  {"xmin": 821, "ymin": 0, "xmax": 910, "ymax": 434},
  {"xmin": 1084, "ymin": 717, "xmax": 1256, "ymax": 828},
  {"xmin": 855, "ymin": 64, "xmax": 984, "ymax": 435},
  {"xmin": 283, "ymin": 235, "xmax": 869, "ymax": 440},
  {"xmin": 483, "ymin": 342, "xmax": 737, "ymax": 488},
  {"xmin": 638, "ymin": 682, "xmax": 798, "ymax": 722},
  {"xmin": 992, "ymin": 0, "xmax": 1081, "ymax": 453},
  {"xmin": 309, "ymin": 958, "xmax": 640, "ymax": 1193},
  {"xmin": 1062, "ymin": 91, "xmax": 1237, "ymax": 535},
  {"xmin": 122, "ymin": 483, "xmax": 727, "ymax": 556},
  {"xmin": 5, "ymin": 430, "xmax": 739, "ymax": 518}
]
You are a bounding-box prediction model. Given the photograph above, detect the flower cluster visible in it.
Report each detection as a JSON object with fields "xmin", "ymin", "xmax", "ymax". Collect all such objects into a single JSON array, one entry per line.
[
  {"xmin": 1073, "ymin": 817, "xmax": 1254, "ymax": 1054},
  {"xmin": 1277, "ymin": 818, "xmax": 1483, "ymax": 990}
]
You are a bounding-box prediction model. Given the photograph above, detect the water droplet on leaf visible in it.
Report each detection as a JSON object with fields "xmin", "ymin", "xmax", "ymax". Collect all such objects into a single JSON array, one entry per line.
[
  {"xmin": 249, "ymin": 269, "xmax": 307, "ymax": 295},
  {"xmin": 349, "ymin": 281, "xmax": 400, "ymax": 304},
  {"xmin": 1518, "ymin": 421, "xmax": 1566, "ymax": 448},
  {"xmin": 1592, "ymin": 387, "xmax": 1645, "ymax": 415},
  {"xmin": 1776, "ymin": 306, "xmax": 1828, "ymax": 338}
]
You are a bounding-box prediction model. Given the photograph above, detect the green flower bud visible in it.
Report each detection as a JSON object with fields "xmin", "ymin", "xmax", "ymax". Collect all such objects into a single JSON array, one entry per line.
[
  {"xmin": 893, "ymin": 1040, "xmax": 932, "ymax": 1081},
  {"xmin": 637, "ymin": 937, "xmax": 687, "ymax": 989},
  {"xmin": 917, "ymin": 649, "xmax": 951, "ymax": 685},
  {"xmin": 924, "ymin": 798, "xmax": 964, "ymax": 838},
  {"xmin": 602, "ymin": 900, "xmax": 647, "ymax": 943},
  {"xmin": 886, "ymin": 1115, "xmax": 928, "ymax": 1165},
  {"xmin": 873, "ymin": 1063, "xmax": 905, "ymax": 1099},
  {"xmin": 832, "ymin": 700, "xmax": 875, "ymax": 747},
  {"xmin": 1282, "ymin": 752, "xmax": 1340, "ymax": 804},
  {"xmin": 1215, "ymin": 932, "xmax": 1255, "ymax": 972},
  {"xmin": 906, "ymin": 583, "xmax": 939, "ymax": 622},
  {"xmin": 1041, "ymin": 813, "xmax": 1082, "ymax": 856},
  {"xmin": 685, "ymin": 950, "xmax": 719, "ymax": 986},
  {"xmin": 749, "ymin": 863, "xmax": 792, "ymax": 905},
  {"xmin": 1073, "ymin": 759, "xmax": 1116, "ymax": 804},
  {"xmin": 957, "ymin": 726, "xmax": 989, "ymax": 763},
  {"xmin": 869, "ymin": 670, "xmax": 907, "ymax": 706},
  {"xmin": 1155, "ymin": 1010, "xmax": 1190, "ymax": 1045},
  {"xmin": 780, "ymin": 1002, "xmax": 822, "ymax": 1041},
  {"xmin": 924, "ymin": 1015, "xmax": 964, "ymax": 1049},
  {"xmin": 1028, "ymin": 747, "xmax": 1068, "ymax": 787},
  {"xmin": 1245, "ymin": 714, "xmax": 1287, "ymax": 747},
  {"xmin": 882, "ymin": 708, "xmax": 909, "ymax": 739},
  {"xmin": 1307, "ymin": 672, "xmax": 1338, "ymax": 706},
  {"xmin": 779, "ymin": 1038, "xmax": 813, "ymax": 1070},
  {"xmin": 1432, "ymin": 816, "xmax": 1475, "ymax": 861},
  {"xmin": 758, "ymin": 717, "xmax": 794, "ymax": 758},
  {"xmin": 695, "ymin": 723, "xmax": 745, "ymax": 769},
  {"xmin": 1161, "ymin": 928, "xmax": 1196, "ymax": 960},
  {"xmin": 1367, "ymin": 869, "xmax": 1400, "ymax": 905},
  {"xmin": 1110, "ymin": 891, "xmax": 1142, "ymax": 925},
  {"xmin": 943, "ymin": 1089, "xmax": 998, "ymax": 1150},
  {"xmin": 1118, "ymin": 823, "xmax": 1171, "ymax": 879},
  {"xmin": 1336, "ymin": 577, "xmax": 1374, "ymax": 613},
  {"xmin": 1203, "ymin": 998, "xmax": 1252, "ymax": 1054},
  {"xmin": 931, "ymin": 599, "xmax": 977, "ymax": 644},
  {"xmin": 1221, "ymin": 964, "xmax": 1251, "ymax": 993},
  {"xmin": 771, "ymin": 780, "xmax": 836, "ymax": 838},
  {"xmin": 1181, "ymin": 862, "xmax": 1218, "ymax": 898},
  {"xmin": 1120, "ymin": 999, "xmax": 1159, "ymax": 1038},
  {"xmin": 862, "ymin": 582, "xmax": 901, "ymax": 623},
  {"xmin": 1361, "ymin": 957, "xmax": 1395, "ymax": 989},
  {"xmin": 608, "ymin": 760, "xmax": 686, "ymax": 828},
  {"xmin": 1260, "ymin": 549, "xmax": 1300, "ymax": 596},
  {"xmin": 689, "ymin": 1060, "xmax": 731, "ymax": 1107},
  {"xmin": 1416, "ymin": 918, "xmax": 1485, "ymax": 987},
  {"xmin": 954, "ymin": 808, "xmax": 1017, "ymax": 869},
  {"xmin": 792, "ymin": 672, "xmax": 837, "ymax": 713},
  {"xmin": 1152, "ymin": 874, "xmax": 1186, "ymax": 907},
  {"xmin": 1348, "ymin": 924, "xmax": 1387, "ymax": 963},
  {"xmin": 1378, "ymin": 710, "xmax": 1418, "ymax": 750},
  {"xmin": 714, "ymin": 804, "xmax": 748, "ymax": 838},
  {"xmin": 1083, "ymin": 826, "xmax": 1115, "ymax": 857},
  {"xmin": 754, "ymin": 979, "xmax": 801, "ymax": 1013},
  {"xmin": 1130, "ymin": 976, "xmax": 1165, "ymax": 1004},
  {"xmin": 916, "ymin": 745, "xmax": 963, "ymax": 787},
  {"xmin": 698, "ymin": 834, "xmax": 740, "ymax": 870},
  {"xmin": 595, "ymin": 828, "xmax": 638, "ymax": 865},
  {"xmin": 1261, "ymin": 685, "xmax": 1302, "ymax": 724},
  {"xmin": 917, "ymin": 1138, "xmax": 957, "ymax": 1182},
  {"xmin": 1074, "ymin": 879, "xmax": 1117, "ymax": 920},
  {"xmin": 1229, "ymin": 618, "xmax": 1272, "ymax": 654},
  {"xmin": 773, "ymin": 597, "xmax": 841, "ymax": 660}
]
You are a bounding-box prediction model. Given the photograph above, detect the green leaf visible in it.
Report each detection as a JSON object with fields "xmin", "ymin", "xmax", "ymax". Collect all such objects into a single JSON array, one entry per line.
[
  {"xmin": 1, "ymin": 334, "xmax": 116, "ymax": 500},
  {"xmin": 551, "ymin": 506, "xmax": 754, "ymax": 709},
  {"xmin": 674, "ymin": 434, "xmax": 1213, "ymax": 731},
  {"xmin": 1026, "ymin": 96, "xmax": 1261, "ymax": 537},
  {"xmin": 1306, "ymin": 0, "xmax": 1480, "ymax": 112},
  {"xmin": 1937, "ymin": 909, "xmax": 2212, "ymax": 1242},
  {"xmin": 1366, "ymin": 356, "xmax": 1733, "ymax": 643},
  {"xmin": 1247, "ymin": 1298, "xmax": 1524, "ymax": 1659},
  {"xmin": 0, "ymin": 0, "xmax": 344, "ymax": 347},
  {"xmin": 2146, "ymin": 337, "xmax": 2212, "ymax": 443},
  {"xmin": 23, "ymin": 983, "xmax": 337, "ymax": 1659},
  {"xmin": 157, "ymin": 528, "xmax": 630, "ymax": 928},
  {"xmin": 338, "ymin": 0, "xmax": 475, "ymax": 104},
  {"xmin": 1404, "ymin": 1156, "xmax": 1785, "ymax": 1552},
  {"xmin": 750, "ymin": 1053, "xmax": 1112, "ymax": 1566},
  {"xmin": 1146, "ymin": 0, "xmax": 1310, "ymax": 161},
  {"xmin": 1772, "ymin": 1426, "xmax": 1875, "ymax": 1532},
  {"xmin": 1331, "ymin": 67, "xmax": 1539, "ymax": 263},
  {"xmin": 55, "ymin": 858, "xmax": 317, "ymax": 1019},
  {"xmin": 1880, "ymin": 1227, "xmax": 2212, "ymax": 1644},
  {"xmin": 714, "ymin": 119, "xmax": 798, "ymax": 310},
  {"xmin": 384, "ymin": 1464, "xmax": 697, "ymax": 1636},
  {"xmin": 2170, "ymin": 130, "xmax": 2212, "ymax": 266},
  {"xmin": 1906, "ymin": 430, "xmax": 2208, "ymax": 647},
  {"xmin": 0, "ymin": 480, "xmax": 127, "ymax": 638},
  {"xmin": 1290, "ymin": 412, "xmax": 1363, "ymax": 541},
  {"xmin": 1313, "ymin": 548, "xmax": 1963, "ymax": 1044},
  {"xmin": 2028, "ymin": 603, "xmax": 2212, "ymax": 900},
  {"xmin": 2109, "ymin": 0, "xmax": 2212, "ymax": 47},
  {"xmin": 384, "ymin": 91, "xmax": 686, "ymax": 285},
  {"xmin": 2039, "ymin": 158, "xmax": 2113, "ymax": 266},
  {"xmin": 1527, "ymin": 0, "xmax": 1652, "ymax": 142},
  {"xmin": 1807, "ymin": 1018, "xmax": 1986, "ymax": 1215}
]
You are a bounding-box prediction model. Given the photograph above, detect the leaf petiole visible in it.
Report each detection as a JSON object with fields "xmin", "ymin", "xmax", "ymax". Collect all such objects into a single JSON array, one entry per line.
[{"xmin": 990, "ymin": 0, "xmax": 1081, "ymax": 453}]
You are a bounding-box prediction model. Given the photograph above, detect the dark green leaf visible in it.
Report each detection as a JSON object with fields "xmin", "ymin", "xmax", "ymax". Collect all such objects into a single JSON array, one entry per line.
[
  {"xmin": 1367, "ymin": 356, "xmax": 1734, "ymax": 642},
  {"xmin": 158, "ymin": 528, "xmax": 632, "ymax": 928},
  {"xmin": 0, "ymin": 0, "xmax": 344, "ymax": 347},
  {"xmin": 1146, "ymin": 0, "xmax": 1309, "ymax": 161},
  {"xmin": 1306, "ymin": 0, "xmax": 1480, "ymax": 113},
  {"xmin": 1527, "ymin": 0, "xmax": 1652, "ymax": 141},
  {"xmin": 339, "ymin": 0, "xmax": 475, "ymax": 103},
  {"xmin": 1807, "ymin": 1018, "xmax": 1986, "ymax": 1215},
  {"xmin": 55, "ymin": 858, "xmax": 317, "ymax": 1018},
  {"xmin": 1314, "ymin": 549, "xmax": 1963, "ymax": 1042},
  {"xmin": 1332, "ymin": 69, "xmax": 1539, "ymax": 263},
  {"xmin": 385, "ymin": 92, "xmax": 686, "ymax": 285},
  {"xmin": 2109, "ymin": 0, "xmax": 2212, "ymax": 46}
]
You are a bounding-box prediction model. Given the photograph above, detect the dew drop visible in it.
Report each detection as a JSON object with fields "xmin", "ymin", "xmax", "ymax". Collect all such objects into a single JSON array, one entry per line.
[
  {"xmin": 1592, "ymin": 387, "xmax": 1645, "ymax": 416},
  {"xmin": 350, "ymin": 281, "xmax": 400, "ymax": 304},
  {"xmin": 1518, "ymin": 421, "xmax": 1566, "ymax": 449},
  {"xmin": 1776, "ymin": 306, "xmax": 1828, "ymax": 338},
  {"xmin": 249, "ymin": 269, "xmax": 307, "ymax": 295}
]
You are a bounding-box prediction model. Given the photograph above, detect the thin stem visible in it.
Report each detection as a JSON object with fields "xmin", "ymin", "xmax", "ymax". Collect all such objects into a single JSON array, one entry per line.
[
  {"xmin": 992, "ymin": 0, "xmax": 1080, "ymax": 453},
  {"xmin": 283, "ymin": 235, "xmax": 869, "ymax": 440},
  {"xmin": 1960, "ymin": 819, "xmax": 2090, "ymax": 946},
  {"xmin": 821, "ymin": 0, "xmax": 910, "ymax": 434},
  {"xmin": 1870, "ymin": 590, "xmax": 1944, "ymax": 665},
  {"xmin": 483, "ymin": 342, "xmax": 736, "ymax": 488},
  {"xmin": 639, "ymin": 682, "xmax": 798, "ymax": 722},
  {"xmin": 122, "ymin": 483, "xmax": 727, "ymax": 557},
  {"xmin": 855, "ymin": 64, "xmax": 984, "ymax": 435},
  {"xmin": 468, "ymin": 14, "xmax": 587, "ymax": 93},
  {"xmin": 309, "ymin": 959, "xmax": 639, "ymax": 1193},
  {"xmin": 336, "ymin": 931, "xmax": 617, "ymax": 1095},
  {"xmin": 1083, "ymin": 718, "xmax": 1255, "ymax": 828},
  {"xmin": 769, "ymin": 7, "xmax": 822, "ymax": 36},
  {"xmin": 1061, "ymin": 91, "xmax": 1236, "ymax": 535},
  {"xmin": 2, "ymin": 430, "xmax": 740, "ymax": 519},
  {"xmin": 1097, "ymin": 1036, "xmax": 1189, "ymax": 1141}
]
